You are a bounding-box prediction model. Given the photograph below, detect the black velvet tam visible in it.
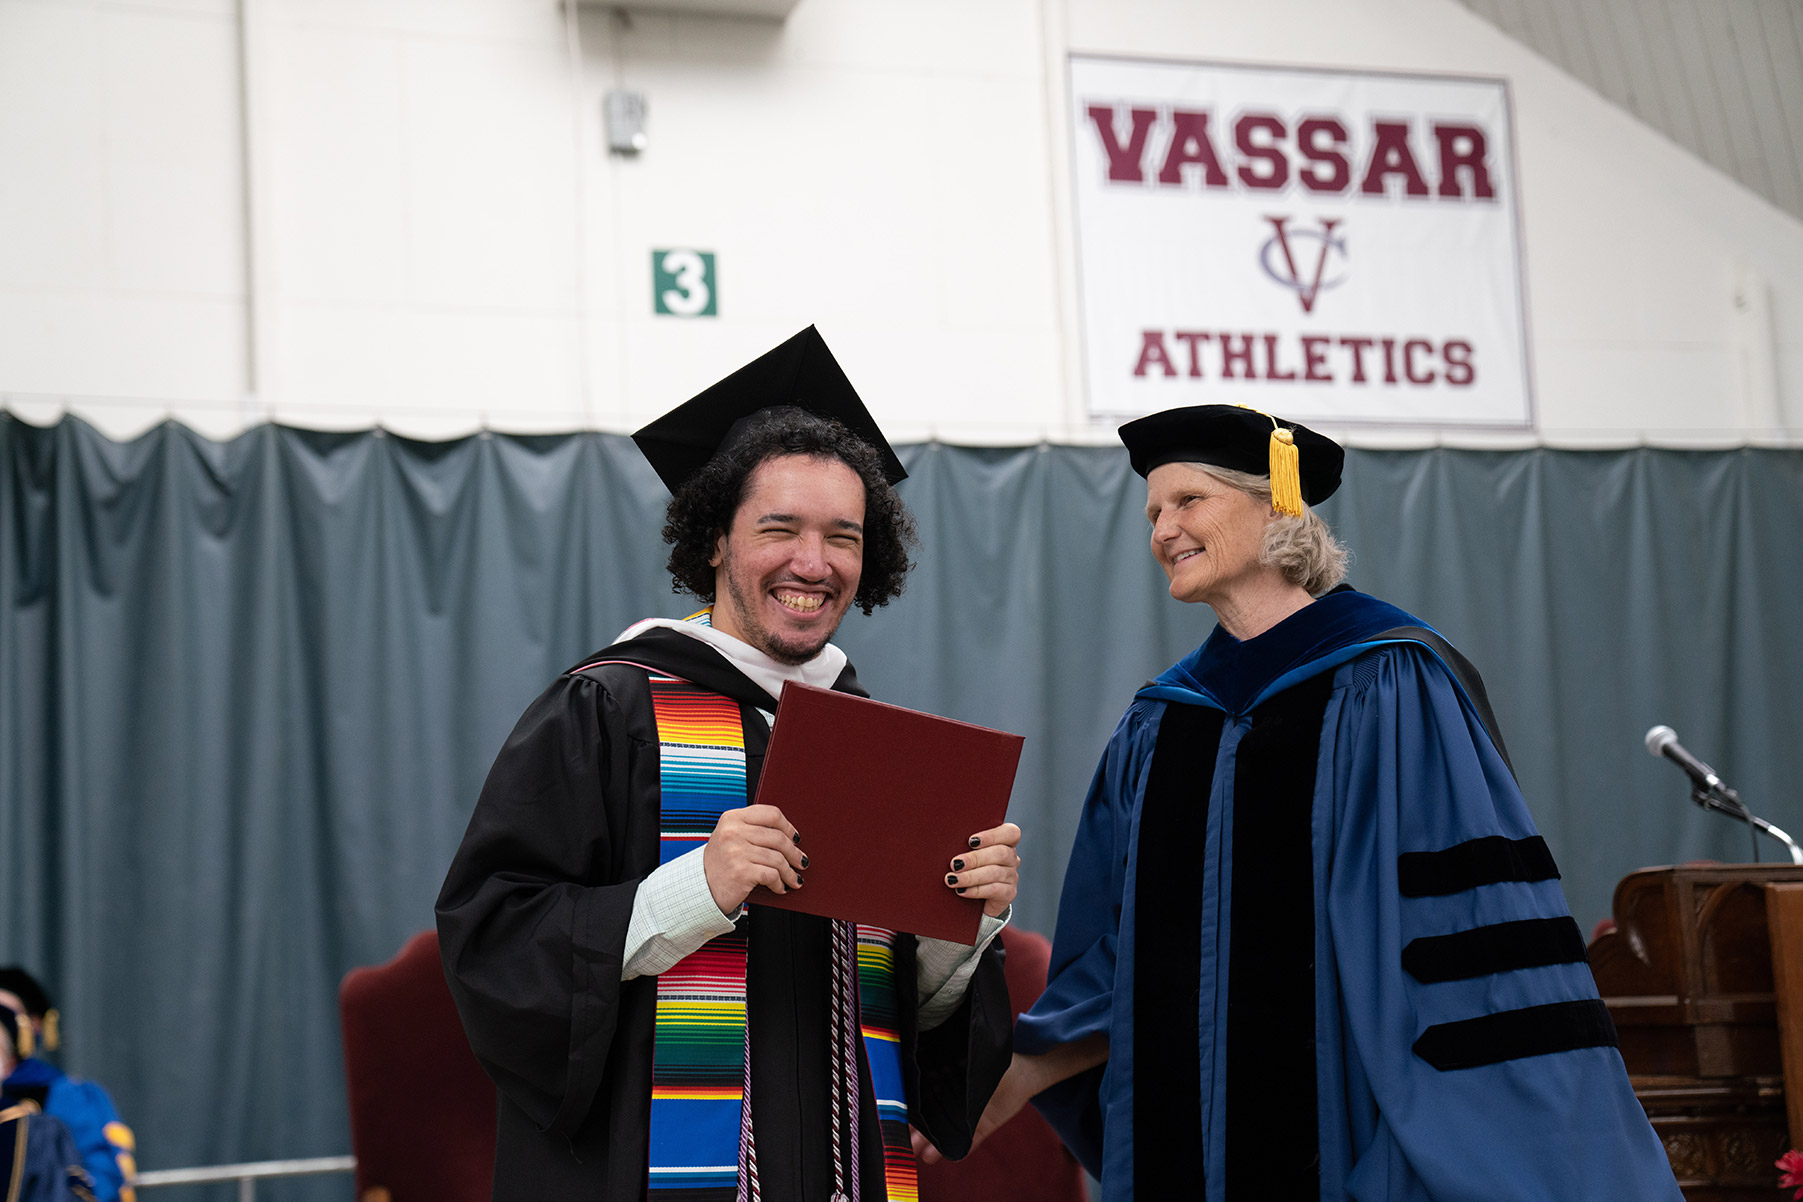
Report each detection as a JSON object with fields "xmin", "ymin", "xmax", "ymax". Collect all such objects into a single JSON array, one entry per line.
[
  {"xmin": 633, "ymin": 325, "xmax": 906, "ymax": 494},
  {"xmin": 0, "ymin": 968, "xmax": 51, "ymax": 1017},
  {"xmin": 1117, "ymin": 404, "xmax": 1344, "ymax": 503}
]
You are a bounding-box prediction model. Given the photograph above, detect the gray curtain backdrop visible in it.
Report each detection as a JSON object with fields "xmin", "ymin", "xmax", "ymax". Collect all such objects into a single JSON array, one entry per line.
[{"xmin": 4, "ymin": 413, "xmax": 1800, "ymax": 1192}]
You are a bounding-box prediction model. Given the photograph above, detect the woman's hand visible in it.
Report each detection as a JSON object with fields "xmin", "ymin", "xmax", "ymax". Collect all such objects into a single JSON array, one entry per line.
[
  {"xmin": 913, "ymin": 1034, "xmax": 1109, "ymax": 1164},
  {"xmin": 945, "ymin": 822, "xmax": 1021, "ymax": 918}
]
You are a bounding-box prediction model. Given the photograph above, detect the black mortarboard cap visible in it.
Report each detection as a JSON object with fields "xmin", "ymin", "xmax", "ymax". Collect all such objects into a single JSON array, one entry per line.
[
  {"xmin": 633, "ymin": 326, "xmax": 906, "ymax": 494},
  {"xmin": 1118, "ymin": 403, "xmax": 1343, "ymax": 511},
  {"xmin": 0, "ymin": 967, "xmax": 54, "ymax": 1054},
  {"xmin": 0, "ymin": 969, "xmax": 51, "ymax": 1018}
]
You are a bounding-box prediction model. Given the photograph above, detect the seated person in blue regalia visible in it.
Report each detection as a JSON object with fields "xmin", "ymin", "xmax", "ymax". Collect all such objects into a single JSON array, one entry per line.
[
  {"xmin": 969, "ymin": 405, "xmax": 1682, "ymax": 1200},
  {"xmin": 1, "ymin": 1002, "xmax": 95, "ymax": 1202},
  {"xmin": 0, "ymin": 971, "xmax": 135, "ymax": 1202}
]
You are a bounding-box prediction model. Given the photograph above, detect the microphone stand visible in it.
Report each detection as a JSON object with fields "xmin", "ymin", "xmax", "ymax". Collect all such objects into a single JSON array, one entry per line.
[{"xmin": 1690, "ymin": 782, "xmax": 1803, "ymax": 865}]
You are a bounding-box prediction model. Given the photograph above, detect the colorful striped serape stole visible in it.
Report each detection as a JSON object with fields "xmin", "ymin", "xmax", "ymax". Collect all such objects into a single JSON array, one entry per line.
[
  {"xmin": 857, "ymin": 924, "xmax": 918, "ymax": 1202},
  {"xmin": 647, "ymin": 675, "xmax": 751, "ymax": 1202}
]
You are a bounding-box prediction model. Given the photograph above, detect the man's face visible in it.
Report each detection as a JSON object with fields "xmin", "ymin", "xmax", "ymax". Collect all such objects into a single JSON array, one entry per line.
[{"xmin": 709, "ymin": 453, "xmax": 866, "ymax": 665}]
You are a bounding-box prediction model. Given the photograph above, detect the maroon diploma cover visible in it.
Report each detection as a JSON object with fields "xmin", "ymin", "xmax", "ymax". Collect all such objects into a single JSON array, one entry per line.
[{"xmin": 748, "ymin": 681, "xmax": 1024, "ymax": 944}]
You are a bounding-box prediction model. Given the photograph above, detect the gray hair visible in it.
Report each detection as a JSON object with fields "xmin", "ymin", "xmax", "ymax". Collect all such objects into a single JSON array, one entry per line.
[{"xmin": 1190, "ymin": 464, "xmax": 1348, "ymax": 595}]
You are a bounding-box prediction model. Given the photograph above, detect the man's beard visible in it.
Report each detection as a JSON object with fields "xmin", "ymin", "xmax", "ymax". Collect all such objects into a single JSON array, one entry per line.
[{"xmin": 719, "ymin": 555, "xmax": 844, "ymax": 666}]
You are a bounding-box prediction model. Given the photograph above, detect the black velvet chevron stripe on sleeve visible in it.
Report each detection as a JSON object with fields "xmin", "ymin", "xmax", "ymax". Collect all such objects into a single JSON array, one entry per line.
[
  {"xmin": 1412, "ymin": 999, "xmax": 1619, "ymax": 1070},
  {"xmin": 1396, "ymin": 835, "xmax": 1559, "ymax": 897},
  {"xmin": 1401, "ymin": 917, "xmax": 1589, "ymax": 984}
]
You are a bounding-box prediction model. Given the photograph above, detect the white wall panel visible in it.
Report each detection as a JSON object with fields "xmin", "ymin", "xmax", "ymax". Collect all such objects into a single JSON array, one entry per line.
[
  {"xmin": 569, "ymin": 0, "xmax": 1057, "ymax": 437},
  {"xmin": 264, "ymin": 0, "xmax": 563, "ymax": 44},
  {"xmin": 920, "ymin": 78, "xmax": 1059, "ymax": 337},
  {"xmin": 264, "ymin": 2, "xmax": 580, "ymax": 425},
  {"xmin": 776, "ymin": 0, "xmax": 1039, "ymax": 75},
  {"xmin": 267, "ymin": 24, "xmax": 412, "ymax": 304},
  {"xmin": 0, "ymin": 0, "xmax": 245, "ymax": 415},
  {"xmin": 273, "ymin": 304, "xmax": 582, "ymax": 433},
  {"xmin": 93, "ymin": 0, "xmax": 233, "ymax": 15},
  {"xmin": 399, "ymin": 38, "xmax": 578, "ymax": 311},
  {"xmin": 102, "ymin": 9, "xmax": 244, "ymax": 296},
  {"xmin": 1533, "ymin": 338, "xmax": 1744, "ymax": 441},
  {"xmin": 0, "ymin": 4, "xmax": 113, "ymax": 290},
  {"xmin": 0, "ymin": 293, "xmax": 246, "ymax": 408}
]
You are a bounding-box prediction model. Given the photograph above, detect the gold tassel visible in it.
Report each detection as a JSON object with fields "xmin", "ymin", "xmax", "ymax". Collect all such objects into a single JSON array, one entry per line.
[
  {"xmin": 15, "ymin": 1017, "xmax": 32, "ymax": 1058},
  {"xmin": 1268, "ymin": 426, "xmax": 1304, "ymax": 518},
  {"xmin": 42, "ymin": 1009, "xmax": 59, "ymax": 1053}
]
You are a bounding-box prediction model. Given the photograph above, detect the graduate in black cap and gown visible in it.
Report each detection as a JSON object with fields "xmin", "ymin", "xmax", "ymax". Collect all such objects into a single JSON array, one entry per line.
[
  {"xmin": 982, "ymin": 406, "xmax": 1681, "ymax": 1200},
  {"xmin": 437, "ymin": 327, "xmax": 1017, "ymax": 1201}
]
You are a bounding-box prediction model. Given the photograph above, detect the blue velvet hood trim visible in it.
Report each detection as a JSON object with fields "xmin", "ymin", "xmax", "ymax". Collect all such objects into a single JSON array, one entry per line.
[
  {"xmin": 3, "ymin": 1055, "xmax": 62, "ymax": 1089},
  {"xmin": 1138, "ymin": 588, "xmax": 1428, "ymax": 716}
]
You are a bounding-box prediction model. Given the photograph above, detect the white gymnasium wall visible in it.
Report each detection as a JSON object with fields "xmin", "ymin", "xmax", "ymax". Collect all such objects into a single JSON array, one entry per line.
[
  {"xmin": 0, "ymin": 0, "xmax": 247, "ymax": 428},
  {"xmin": 1, "ymin": 0, "xmax": 1800, "ymax": 446}
]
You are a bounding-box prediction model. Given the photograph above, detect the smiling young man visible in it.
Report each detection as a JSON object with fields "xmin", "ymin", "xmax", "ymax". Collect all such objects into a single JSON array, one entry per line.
[{"xmin": 437, "ymin": 328, "xmax": 1018, "ymax": 1202}]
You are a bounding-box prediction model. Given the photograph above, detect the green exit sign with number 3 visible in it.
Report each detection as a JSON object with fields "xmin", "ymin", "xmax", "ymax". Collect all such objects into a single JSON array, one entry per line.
[{"xmin": 653, "ymin": 249, "xmax": 717, "ymax": 317}]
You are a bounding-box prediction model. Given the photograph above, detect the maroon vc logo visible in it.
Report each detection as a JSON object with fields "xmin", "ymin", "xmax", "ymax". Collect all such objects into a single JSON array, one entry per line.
[{"xmin": 1262, "ymin": 216, "xmax": 1345, "ymax": 314}]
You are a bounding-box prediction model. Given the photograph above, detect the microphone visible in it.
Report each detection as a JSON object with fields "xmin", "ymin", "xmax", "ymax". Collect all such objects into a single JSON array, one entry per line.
[
  {"xmin": 1643, "ymin": 725, "xmax": 1803, "ymax": 864},
  {"xmin": 1643, "ymin": 725, "xmax": 1728, "ymax": 795}
]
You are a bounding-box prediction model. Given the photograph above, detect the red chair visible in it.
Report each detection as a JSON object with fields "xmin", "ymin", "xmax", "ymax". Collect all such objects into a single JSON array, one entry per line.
[
  {"xmin": 917, "ymin": 926, "xmax": 1089, "ymax": 1202},
  {"xmin": 339, "ymin": 930, "xmax": 495, "ymax": 1202}
]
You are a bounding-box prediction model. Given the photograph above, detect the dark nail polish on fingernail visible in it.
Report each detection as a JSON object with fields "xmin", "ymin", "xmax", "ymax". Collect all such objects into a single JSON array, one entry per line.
[
  {"xmin": 793, "ymin": 833, "xmax": 802, "ymax": 845},
  {"xmin": 956, "ymin": 887, "xmax": 967, "ymax": 895},
  {"xmin": 946, "ymin": 874, "xmax": 959, "ymax": 885},
  {"xmin": 952, "ymin": 858, "xmax": 965, "ymax": 871},
  {"xmin": 969, "ymin": 836, "xmax": 981, "ymax": 849},
  {"xmin": 796, "ymin": 875, "xmax": 804, "ymax": 886},
  {"xmin": 800, "ymin": 855, "xmax": 810, "ymax": 869}
]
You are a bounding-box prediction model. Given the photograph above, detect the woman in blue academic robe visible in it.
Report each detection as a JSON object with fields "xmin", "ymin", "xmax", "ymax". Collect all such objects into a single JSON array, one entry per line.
[{"xmin": 984, "ymin": 406, "xmax": 1682, "ymax": 1201}]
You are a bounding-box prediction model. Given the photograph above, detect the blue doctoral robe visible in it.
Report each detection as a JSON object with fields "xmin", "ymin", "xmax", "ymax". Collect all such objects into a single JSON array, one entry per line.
[
  {"xmin": 3, "ymin": 1059, "xmax": 131, "ymax": 1202},
  {"xmin": 0, "ymin": 1096, "xmax": 95, "ymax": 1202},
  {"xmin": 1015, "ymin": 588, "xmax": 1681, "ymax": 1201}
]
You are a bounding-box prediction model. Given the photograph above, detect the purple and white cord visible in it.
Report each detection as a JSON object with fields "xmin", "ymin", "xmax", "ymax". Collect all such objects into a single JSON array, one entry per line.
[
  {"xmin": 737, "ymin": 988, "xmax": 760, "ymax": 1202},
  {"xmin": 827, "ymin": 918, "xmax": 863, "ymax": 1202}
]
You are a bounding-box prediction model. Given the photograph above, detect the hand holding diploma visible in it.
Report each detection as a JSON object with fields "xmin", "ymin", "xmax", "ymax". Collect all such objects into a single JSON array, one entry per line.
[
  {"xmin": 750, "ymin": 683, "xmax": 1024, "ymax": 943},
  {"xmin": 944, "ymin": 822, "xmax": 1022, "ymax": 918},
  {"xmin": 704, "ymin": 804, "xmax": 807, "ymax": 915}
]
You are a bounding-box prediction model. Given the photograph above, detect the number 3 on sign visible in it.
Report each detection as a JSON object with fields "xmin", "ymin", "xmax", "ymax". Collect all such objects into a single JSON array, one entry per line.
[{"xmin": 653, "ymin": 249, "xmax": 717, "ymax": 317}]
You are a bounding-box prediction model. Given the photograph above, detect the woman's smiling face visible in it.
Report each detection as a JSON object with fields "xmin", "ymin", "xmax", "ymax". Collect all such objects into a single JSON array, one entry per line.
[{"xmin": 1144, "ymin": 462, "xmax": 1276, "ymax": 608}]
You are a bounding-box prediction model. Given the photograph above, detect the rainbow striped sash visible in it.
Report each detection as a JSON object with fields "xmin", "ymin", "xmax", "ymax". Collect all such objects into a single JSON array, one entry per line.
[
  {"xmin": 648, "ymin": 675, "xmax": 750, "ymax": 1201},
  {"xmin": 857, "ymin": 925, "xmax": 919, "ymax": 1202},
  {"xmin": 642, "ymin": 661, "xmax": 913, "ymax": 1202}
]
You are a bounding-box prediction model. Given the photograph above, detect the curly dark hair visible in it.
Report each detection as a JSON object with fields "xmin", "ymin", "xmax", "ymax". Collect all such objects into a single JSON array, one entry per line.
[{"xmin": 662, "ymin": 409, "xmax": 917, "ymax": 614}]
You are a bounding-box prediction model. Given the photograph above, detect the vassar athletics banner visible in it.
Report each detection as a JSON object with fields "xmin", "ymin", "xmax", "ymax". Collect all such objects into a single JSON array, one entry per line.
[{"xmin": 1069, "ymin": 55, "xmax": 1533, "ymax": 428}]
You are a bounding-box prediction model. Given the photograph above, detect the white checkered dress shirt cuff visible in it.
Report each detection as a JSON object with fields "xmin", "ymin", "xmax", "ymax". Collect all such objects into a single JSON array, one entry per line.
[{"xmin": 622, "ymin": 847, "xmax": 738, "ymax": 980}]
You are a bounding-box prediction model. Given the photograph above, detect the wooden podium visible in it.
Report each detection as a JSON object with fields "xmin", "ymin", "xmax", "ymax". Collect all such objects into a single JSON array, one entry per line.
[{"xmin": 1589, "ymin": 864, "xmax": 1803, "ymax": 1200}]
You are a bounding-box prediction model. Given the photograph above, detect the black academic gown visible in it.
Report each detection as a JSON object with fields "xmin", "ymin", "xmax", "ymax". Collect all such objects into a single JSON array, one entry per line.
[{"xmin": 436, "ymin": 627, "xmax": 1012, "ymax": 1201}]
